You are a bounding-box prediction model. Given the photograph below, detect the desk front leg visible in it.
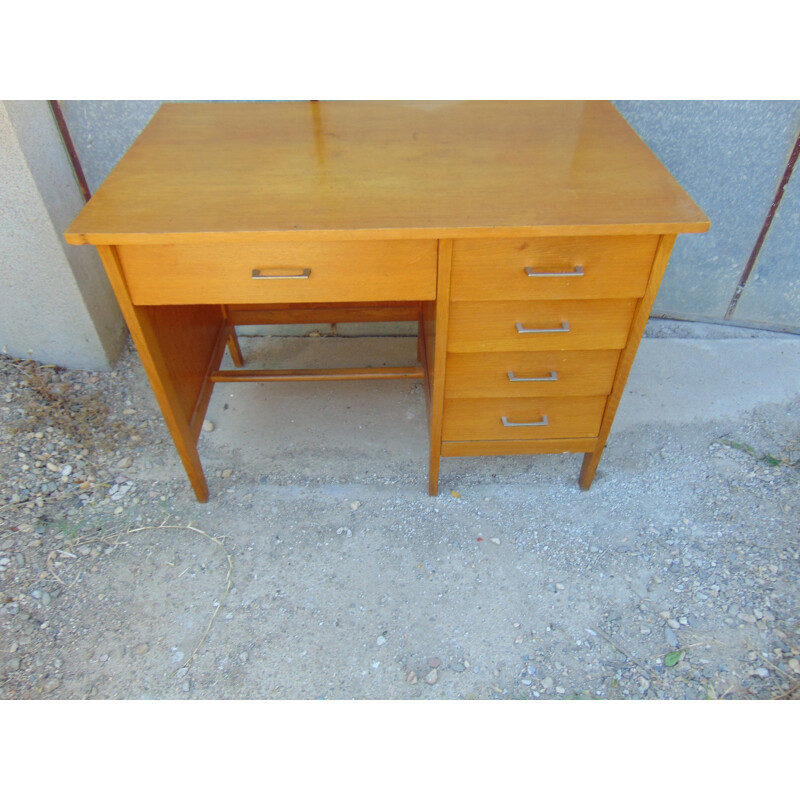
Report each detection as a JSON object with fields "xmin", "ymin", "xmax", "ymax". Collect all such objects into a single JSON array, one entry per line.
[{"xmin": 97, "ymin": 246, "xmax": 227, "ymax": 502}]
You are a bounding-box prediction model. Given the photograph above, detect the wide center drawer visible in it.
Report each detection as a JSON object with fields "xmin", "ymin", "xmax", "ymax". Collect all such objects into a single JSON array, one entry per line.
[
  {"xmin": 447, "ymin": 299, "xmax": 637, "ymax": 352},
  {"xmin": 117, "ymin": 240, "xmax": 438, "ymax": 305},
  {"xmin": 451, "ymin": 236, "xmax": 657, "ymax": 300}
]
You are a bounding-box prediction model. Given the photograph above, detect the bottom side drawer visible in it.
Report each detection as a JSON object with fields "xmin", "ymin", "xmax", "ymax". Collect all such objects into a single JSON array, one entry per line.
[{"xmin": 442, "ymin": 396, "xmax": 607, "ymax": 441}]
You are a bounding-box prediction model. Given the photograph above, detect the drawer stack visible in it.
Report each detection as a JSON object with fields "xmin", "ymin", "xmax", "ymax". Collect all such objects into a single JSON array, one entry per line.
[{"xmin": 441, "ymin": 235, "xmax": 659, "ymax": 455}]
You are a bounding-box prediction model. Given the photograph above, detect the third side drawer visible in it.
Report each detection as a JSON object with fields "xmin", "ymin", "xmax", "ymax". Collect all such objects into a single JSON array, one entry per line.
[{"xmin": 444, "ymin": 350, "xmax": 620, "ymax": 398}]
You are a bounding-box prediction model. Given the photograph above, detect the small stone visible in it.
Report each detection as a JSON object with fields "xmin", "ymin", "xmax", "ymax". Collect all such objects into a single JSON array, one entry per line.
[
  {"xmin": 788, "ymin": 658, "xmax": 800, "ymax": 674},
  {"xmin": 665, "ymin": 627, "xmax": 679, "ymax": 648},
  {"xmin": 6, "ymin": 657, "xmax": 20, "ymax": 672},
  {"xmin": 239, "ymin": 652, "xmax": 249, "ymax": 663},
  {"xmin": 116, "ymin": 456, "xmax": 133, "ymax": 469},
  {"xmin": 46, "ymin": 462, "xmax": 60, "ymax": 472},
  {"xmin": 755, "ymin": 667, "xmax": 769, "ymax": 679},
  {"xmin": 221, "ymin": 469, "xmax": 233, "ymax": 479},
  {"xmin": 555, "ymin": 686, "xmax": 566, "ymax": 695},
  {"xmin": 133, "ymin": 644, "xmax": 149, "ymax": 655},
  {"xmin": 350, "ymin": 501, "xmax": 361, "ymax": 510},
  {"xmin": 202, "ymin": 420, "xmax": 215, "ymax": 432},
  {"xmin": 555, "ymin": 583, "xmax": 565, "ymax": 591},
  {"xmin": 667, "ymin": 619, "xmax": 681, "ymax": 630},
  {"xmin": 376, "ymin": 635, "xmax": 387, "ymax": 646},
  {"xmin": 182, "ymin": 680, "xmax": 191, "ymax": 692},
  {"xmin": 61, "ymin": 464, "xmax": 73, "ymax": 477},
  {"xmin": 640, "ymin": 626, "xmax": 651, "ymax": 635},
  {"xmin": 427, "ymin": 657, "xmax": 441, "ymax": 668},
  {"xmin": 44, "ymin": 679, "xmax": 61, "ymax": 693},
  {"xmin": 424, "ymin": 668, "xmax": 439, "ymax": 685},
  {"xmin": 490, "ymin": 538, "xmax": 501, "ymax": 545},
  {"xmin": 541, "ymin": 676, "xmax": 554, "ymax": 690},
  {"xmin": 450, "ymin": 662, "xmax": 465, "ymax": 673},
  {"xmin": 406, "ymin": 671, "xmax": 418, "ymax": 684}
]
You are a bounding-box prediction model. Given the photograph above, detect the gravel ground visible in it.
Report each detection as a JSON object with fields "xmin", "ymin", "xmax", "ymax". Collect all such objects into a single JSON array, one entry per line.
[{"xmin": 1, "ymin": 327, "xmax": 799, "ymax": 701}]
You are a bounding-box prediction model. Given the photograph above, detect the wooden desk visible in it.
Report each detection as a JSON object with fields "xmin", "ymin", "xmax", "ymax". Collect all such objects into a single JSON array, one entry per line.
[{"xmin": 64, "ymin": 101, "xmax": 709, "ymax": 502}]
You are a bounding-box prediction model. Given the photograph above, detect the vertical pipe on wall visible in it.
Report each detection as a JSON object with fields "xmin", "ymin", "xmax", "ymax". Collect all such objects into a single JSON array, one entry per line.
[
  {"xmin": 48, "ymin": 100, "xmax": 92, "ymax": 203},
  {"xmin": 724, "ymin": 129, "xmax": 800, "ymax": 320}
]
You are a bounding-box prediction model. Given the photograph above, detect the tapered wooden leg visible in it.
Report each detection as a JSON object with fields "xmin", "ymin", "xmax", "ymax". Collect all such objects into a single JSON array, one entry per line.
[
  {"xmin": 222, "ymin": 306, "xmax": 244, "ymax": 367},
  {"xmin": 579, "ymin": 448, "xmax": 603, "ymax": 490},
  {"xmin": 227, "ymin": 327, "xmax": 244, "ymax": 367},
  {"xmin": 429, "ymin": 449, "xmax": 441, "ymax": 496}
]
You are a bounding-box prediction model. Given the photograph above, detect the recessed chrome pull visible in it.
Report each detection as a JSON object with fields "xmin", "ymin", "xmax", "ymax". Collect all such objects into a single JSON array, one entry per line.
[
  {"xmin": 515, "ymin": 321, "xmax": 570, "ymax": 334},
  {"xmin": 524, "ymin": 266, "xmax": 584, "ymax": 278},
  {"xmin": 501, "ymin": 415, "xmax": 549, "ymax": 427},
  {"xmin": 251, "ymin": 268, "xmax": 311, "ymax": 280},
  {"xmin": 507, "ymin": 370, "xmax": 558, "ymax": 382}
]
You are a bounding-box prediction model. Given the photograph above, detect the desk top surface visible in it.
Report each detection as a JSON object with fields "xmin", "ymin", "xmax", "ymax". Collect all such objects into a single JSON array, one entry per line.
[{"xmin": 65, "ymin": 101, "xmax": 709, "ymax": 245}]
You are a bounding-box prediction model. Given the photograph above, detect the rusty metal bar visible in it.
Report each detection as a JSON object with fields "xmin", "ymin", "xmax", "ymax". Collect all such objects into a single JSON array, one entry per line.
[{"xmin": 48, "ymin": 100, "xmax": 92, "ymax": 203}]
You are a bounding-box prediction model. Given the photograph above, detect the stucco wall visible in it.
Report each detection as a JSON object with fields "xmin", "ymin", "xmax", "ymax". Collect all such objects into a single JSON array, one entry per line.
[{"xmin": 0, "ymin": 101, "xmax": 125, "ymax": 370}]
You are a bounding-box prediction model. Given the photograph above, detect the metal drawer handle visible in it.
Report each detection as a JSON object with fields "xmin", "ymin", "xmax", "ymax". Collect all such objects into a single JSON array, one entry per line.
[
  {"xmin": 251, "ymin": 268, "xmax": 311, "ymax": 280},
  {"xmin": 516, "ymin": 321, "xmax": 570, "ymax": 334},
  {"xmin": 501, "ymin": 415, "xmax": 549, "ymax": 427},
  {"xmin": 507, "ymin": 370, "xmax": 558, "ymax": 382},
  {"xmin": 524, "ymin": 266, "xmax": 584, "ymax": 278}
]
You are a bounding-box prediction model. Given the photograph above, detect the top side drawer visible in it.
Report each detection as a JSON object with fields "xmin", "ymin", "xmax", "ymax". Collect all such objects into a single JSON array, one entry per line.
[
  {"xmin": 450, "ymin": 236, "xmax": 658, "ymax": 301},
  {"xmin": 117, "ymin": 240, "xmax": 438, "ymax": 305}
]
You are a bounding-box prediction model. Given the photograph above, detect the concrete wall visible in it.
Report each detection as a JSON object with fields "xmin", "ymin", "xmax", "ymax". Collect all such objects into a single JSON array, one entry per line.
[
  {"xmin": 613, "ymin": 100, "xmax": 800, "ymax": 332},
  {"xmin": 0, "ymin": 101, "xmax": 126, "ymax": 370}
]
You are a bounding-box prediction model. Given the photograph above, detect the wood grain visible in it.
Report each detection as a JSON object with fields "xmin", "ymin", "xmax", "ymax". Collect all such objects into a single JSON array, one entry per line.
[
  {"xmin": 450, "ymin": 236, "xmax": 657, "ymax": 301},
  {"xmin": 447, "ymin": 299, "xmax": 637, "ymax": 352},
  {"xmin": 444, "ymin": 350, "xmax": 620, "ymax": 398},
  {"xmin": 65, "ymin": 102, "xmax": 709, "ymax": 245},
  {"xmin": 442, "ymin": 396, "xmax": 607, "ymax": 441},
  {"xmin": 117, "ymin": 240, "xmax": 437, "ymax": 305}
]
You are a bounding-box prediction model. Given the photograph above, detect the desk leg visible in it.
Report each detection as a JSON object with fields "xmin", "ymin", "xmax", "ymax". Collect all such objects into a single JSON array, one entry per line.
[
  {"xmin": 424, "ymin": 240, "xmax": 453, "ymax": 496},
  {"xmin": 97, "ymin": 246, "xmax": 227, "ymax": 502},
  {"xmin": 579, "ymin": 234, "xmax": 677, "ymax": 491},
  {"xmin": 222, "ymin": 305, "xmax": 245, "ymax": 367}
]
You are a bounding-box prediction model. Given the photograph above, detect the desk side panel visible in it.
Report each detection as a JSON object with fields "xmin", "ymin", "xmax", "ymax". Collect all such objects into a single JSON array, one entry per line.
[{"xmin": 96, "ymin": 245, "xmax": 225, "ymax": 501}]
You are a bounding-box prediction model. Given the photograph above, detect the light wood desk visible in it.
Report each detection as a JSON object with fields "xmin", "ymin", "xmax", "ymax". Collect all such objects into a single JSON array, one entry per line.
[{"xmin": 65, "ymin": 101, "xmax": 709, "ymax": 502}]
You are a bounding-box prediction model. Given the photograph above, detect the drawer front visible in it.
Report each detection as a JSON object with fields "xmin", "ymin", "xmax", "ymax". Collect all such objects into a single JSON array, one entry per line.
[
  {"xmin": 447, "ymin": 299, "xmax": 636, "ymax": 352},
  {"xmin": 444, "ymin": 350, "xmax": 620, "ymax": 398},
  {"xmin": 117, "ymin": 240, "xmax": 438, "ymax": 305},
  {"xmin": 442, "ymin": 396, "xmax": 607, "ymax": 441},
  {"xmin": 450, "ymin": 236, "xmax": 657, "ymax": 301}
]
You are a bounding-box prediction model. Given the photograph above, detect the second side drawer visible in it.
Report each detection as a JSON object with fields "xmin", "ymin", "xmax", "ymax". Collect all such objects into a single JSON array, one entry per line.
[
  {"xmin": 117, "ymin": 240, "xmax": 438, "ymax": 305},
  {"xmin": 444, "ymin": 350, "xmax": 620, "ymax": 398},
  {"xmin": 447, "ymin": 299, "xmax": 637, "ymax": 352}
]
